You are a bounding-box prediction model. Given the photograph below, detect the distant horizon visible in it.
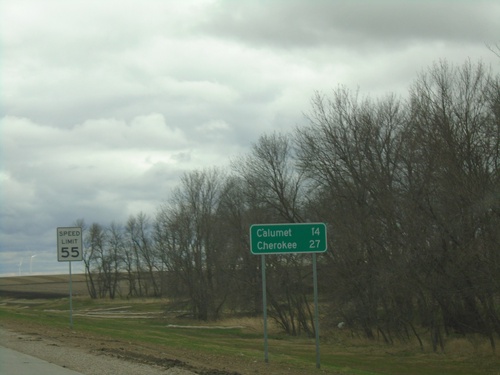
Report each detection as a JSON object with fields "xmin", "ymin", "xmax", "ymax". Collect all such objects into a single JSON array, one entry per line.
[
  {"xmin": 0, "ymin": 253, "xmax": 86, "ymax": 278},
  {"xmin": 0, "ymin": 271, "xmax": 87, "ymax": 278}
]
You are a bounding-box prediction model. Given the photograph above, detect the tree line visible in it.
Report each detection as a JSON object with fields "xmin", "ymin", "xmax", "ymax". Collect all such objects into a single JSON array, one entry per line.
[{"xmin": 76, "ymin": 60, "xmax": 500, "ymax": 350}]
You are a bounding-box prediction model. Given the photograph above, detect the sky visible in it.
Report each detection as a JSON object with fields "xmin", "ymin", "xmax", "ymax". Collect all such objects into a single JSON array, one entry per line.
[{"xmin": 1, "ymin": 0, "xmax": 499, "ymax": 276}]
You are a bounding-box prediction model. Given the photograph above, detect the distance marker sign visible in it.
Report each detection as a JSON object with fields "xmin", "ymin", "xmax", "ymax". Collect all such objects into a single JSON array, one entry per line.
[
  {"xmin": 57, "ymin": 227, "xmax": 83, "ymax": 262},
  {"xmin": 250, "ymin": 223, "xmax": 327, "ymax": 255}
]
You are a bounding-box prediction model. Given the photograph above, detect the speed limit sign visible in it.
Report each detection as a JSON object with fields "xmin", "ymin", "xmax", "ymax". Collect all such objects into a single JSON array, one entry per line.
[{"xmin": 57, "ymin": 227, "xmax": 83, "ymax": 262}]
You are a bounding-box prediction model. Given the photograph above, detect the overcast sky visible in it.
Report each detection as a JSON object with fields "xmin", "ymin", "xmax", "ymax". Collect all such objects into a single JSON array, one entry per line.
[{"xmin": 1, "ymin": 0, "xmax": 499, "ymax": 276}]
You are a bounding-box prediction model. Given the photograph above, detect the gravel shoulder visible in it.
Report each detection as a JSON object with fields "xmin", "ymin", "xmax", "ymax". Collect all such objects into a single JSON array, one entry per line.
[
  {"xmin": 0, "ymin": 318, "xmax": 318, "ymax": 374},
  {"xmin": 0, "ymin": 324, "xmax": 197, "ymax": 375}
]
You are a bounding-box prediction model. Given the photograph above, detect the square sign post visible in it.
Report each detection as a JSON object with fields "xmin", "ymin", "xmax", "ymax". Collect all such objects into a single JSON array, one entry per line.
[
  {"xmin": 57, "ymin": 227, "xmax": 83, "ymax": 329},
  {"xmin": 250, "ymin": 223, "xmax": 327, "ymax": 369}
]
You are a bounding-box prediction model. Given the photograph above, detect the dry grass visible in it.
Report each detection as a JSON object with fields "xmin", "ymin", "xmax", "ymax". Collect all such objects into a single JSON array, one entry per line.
[{"xmin": 445, "ymin": 336, "xmax": 498, "ymax": 357}]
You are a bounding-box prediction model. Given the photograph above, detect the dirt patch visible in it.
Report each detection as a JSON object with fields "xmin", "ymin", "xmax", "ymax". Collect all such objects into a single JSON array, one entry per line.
[{"xmin": 0, "ymin": 319, "xmax": 317, "ymax": 375}]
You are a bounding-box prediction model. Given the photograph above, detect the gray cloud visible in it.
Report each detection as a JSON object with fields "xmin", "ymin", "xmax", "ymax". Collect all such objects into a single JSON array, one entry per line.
[
  {"xmin": 1, "ymin": 0, "xmax": 499, "ymax": 275},
  {"xmin": 199, "ymin": 0, "xmax": 499, "ymax": 49}
]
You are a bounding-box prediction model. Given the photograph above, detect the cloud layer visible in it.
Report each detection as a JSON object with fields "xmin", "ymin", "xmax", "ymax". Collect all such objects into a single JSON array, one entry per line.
[{"xmin": 1, "ymin": 0, "xmax": 499, "ymax": 275}]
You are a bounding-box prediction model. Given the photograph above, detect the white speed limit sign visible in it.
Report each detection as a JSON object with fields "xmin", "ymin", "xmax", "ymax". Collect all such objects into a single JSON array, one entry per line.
[{"xmin": 57, "ymin": 227, "xmax": 83, "ymax": 262}]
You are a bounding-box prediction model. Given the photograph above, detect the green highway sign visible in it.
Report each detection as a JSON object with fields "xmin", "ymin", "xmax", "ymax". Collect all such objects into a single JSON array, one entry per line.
[{"xmin": 250, "ymin": 223, "xmax": 327, "ymax": 255}]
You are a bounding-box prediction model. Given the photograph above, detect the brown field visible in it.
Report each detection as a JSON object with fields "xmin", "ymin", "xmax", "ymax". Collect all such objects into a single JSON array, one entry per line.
[
  {"xmin": 0, "ymin": 274, "xmax": 89, "ymax": 299},
  {"xmin": 1, "ymin": 274, "xmax": 499, "ymax": 374}
]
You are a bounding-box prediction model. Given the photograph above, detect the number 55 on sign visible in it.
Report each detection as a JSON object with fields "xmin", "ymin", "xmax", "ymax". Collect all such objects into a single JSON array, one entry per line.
[{"xmin": 57, "ymin": 227, "xmax": 83, "ymax": 262}]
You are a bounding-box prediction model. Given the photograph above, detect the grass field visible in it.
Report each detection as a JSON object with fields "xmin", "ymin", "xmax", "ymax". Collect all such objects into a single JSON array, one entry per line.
[{"xmin": 1, "ymin": 275, "xmax": 499, "ymax": 375}]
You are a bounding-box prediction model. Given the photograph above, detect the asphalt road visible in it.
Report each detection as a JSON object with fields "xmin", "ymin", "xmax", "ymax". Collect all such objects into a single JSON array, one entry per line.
[{"xmin": 0, "ymin": 346, "xmax": 83, "ymax": 375}]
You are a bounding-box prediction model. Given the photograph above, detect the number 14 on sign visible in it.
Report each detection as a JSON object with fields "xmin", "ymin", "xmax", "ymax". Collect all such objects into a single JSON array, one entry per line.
[{"xmin": 310, "ymin": 227, "xmax": 322, "ymax": 248}]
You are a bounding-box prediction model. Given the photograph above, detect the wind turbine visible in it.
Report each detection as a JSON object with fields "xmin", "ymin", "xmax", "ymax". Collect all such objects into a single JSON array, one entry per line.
[
  {"xmin": 18, "ymin": 258, "xmax": 23, "ymax": 276},
  {"xmin": 30, "ymin": 254, "xmax": 37, "ymax": 274}
]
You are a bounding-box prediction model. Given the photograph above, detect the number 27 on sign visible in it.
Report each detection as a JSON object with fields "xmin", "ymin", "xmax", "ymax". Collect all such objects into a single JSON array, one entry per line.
[{"xmin": 309, "ymin": 226, "xmax": 323, "ymax": 249}]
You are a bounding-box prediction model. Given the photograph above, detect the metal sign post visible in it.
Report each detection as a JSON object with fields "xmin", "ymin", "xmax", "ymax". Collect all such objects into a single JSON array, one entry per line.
[
  {"xmin": 312, "ymin": 253, "xmax": 320, "ymax": 369},
  {"xmin": 261, "ymin": 255, "xmax": 269, "ymax": 363},
  {"xmin": 69, "ymin": 261, "xmax": 74, "ymax": 329},
  {"xmin": 57, "ymin": 227, "xmax": 83, "ymax": 329}
]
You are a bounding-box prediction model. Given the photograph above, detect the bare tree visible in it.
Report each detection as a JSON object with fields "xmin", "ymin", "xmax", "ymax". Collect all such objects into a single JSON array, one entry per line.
[
  {"xmin": 406, "ymin": 59, "xmax": 500, "ymax": 349},
  {"xmin": 293, "ymin": 60, "xmax": 500, "ymax": 349},
  {"xmin": 234, "ymin": 132, "xmax": 305, "ymax": 223},
  {"xmin": 74, "ymin": 218, "xmax": 98, "ymax": 299},
  {"xmin": 83, "ymin": 222, "xmax": 107, "ymax": 298},
  {"xmin": 487, "ymin": 42, "xmax": 500, "ymax": 59},
  {"xmin": 233, "ymin": 132, "xmax": 317, "ymax": 335},
  {"xmin": 106, "ymin": 222, "xmax": 124, "ymax": 299},
  {"xmin": 125, "ymin": 213, "xmax": 159, "ymax": 297},
  {"xmin": 157, "ymin": 168, "xmax": 231, "ymax": 320},
  {"xmin": 216, "ymin": 175, "xmax": 261, "ymax": 314},
  {"xmin": 295, "ymin": 87, "xmax": 409, "ymax": 340}
]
